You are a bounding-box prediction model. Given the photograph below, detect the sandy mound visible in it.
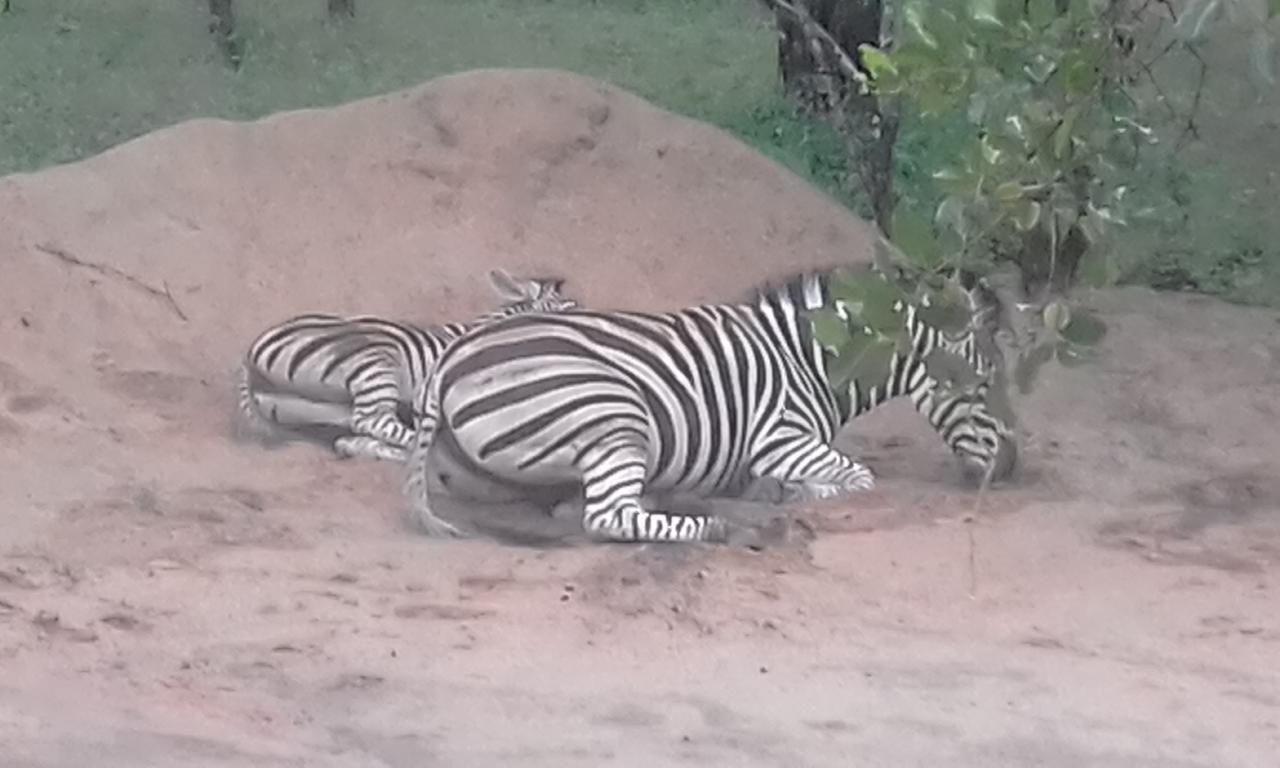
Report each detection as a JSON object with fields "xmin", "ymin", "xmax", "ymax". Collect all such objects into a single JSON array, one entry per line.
[{"xmin": 2, "ymin": 69, "xmax": 1279, "ymax": 766}]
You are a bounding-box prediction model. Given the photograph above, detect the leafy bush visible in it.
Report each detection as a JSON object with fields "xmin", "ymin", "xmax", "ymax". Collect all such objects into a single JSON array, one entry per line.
[{"xmin": 812, "ymin": 0, "xmax": 1153, "ymax": 400}]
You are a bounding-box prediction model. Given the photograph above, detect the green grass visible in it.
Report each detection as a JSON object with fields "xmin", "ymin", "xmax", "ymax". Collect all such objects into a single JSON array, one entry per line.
[
  {"xmin": 0, "ymin": 0, "xmax": 787, "ymax": 176},
  {"xmin": 2, "ymin": 0, "xmax": 1277, "ymax": 306}
]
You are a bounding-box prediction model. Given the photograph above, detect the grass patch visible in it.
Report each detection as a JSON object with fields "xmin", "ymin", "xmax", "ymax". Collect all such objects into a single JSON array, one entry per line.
[{"xmin": 0, "ymin": 0, "xmax": 778, "ymax": 176}]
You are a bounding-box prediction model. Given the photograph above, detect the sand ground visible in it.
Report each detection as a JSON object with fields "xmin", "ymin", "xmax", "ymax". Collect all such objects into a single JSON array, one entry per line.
[{"xmin": 1, "ymin": 70, "xmax": 1277, "ymax": 767}]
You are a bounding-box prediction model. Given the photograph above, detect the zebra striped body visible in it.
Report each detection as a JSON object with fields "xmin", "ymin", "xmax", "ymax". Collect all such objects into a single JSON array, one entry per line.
[
  {"xmin": 236, "ymin": 269, "xmax": 578, "ymax": 462},
  {"xmin": 404, "ymin": 267, "xmax": 1016, "ymax": 543}
]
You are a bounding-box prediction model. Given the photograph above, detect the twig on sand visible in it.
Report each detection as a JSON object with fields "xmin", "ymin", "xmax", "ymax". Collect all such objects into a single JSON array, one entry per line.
[
  {"xmin": 161, "ymin": 281, "xmax": 189, "ymax": 322},
  {"xmin": 34, "ymin": 242, "xmax": 189, "ymax": 323},
  {"xmin": 964, "ymin": 462, "xmax": 997, "ymax": 600}
]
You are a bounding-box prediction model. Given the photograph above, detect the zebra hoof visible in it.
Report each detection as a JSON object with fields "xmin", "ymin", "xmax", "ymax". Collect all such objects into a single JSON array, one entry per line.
[
  {"xmin": 703, "ymin": 517, "xmax": 731, "ymax": 544},
  {"xmin": 411, "ymin": 508, "xmax": 467, "ymax": 539}
]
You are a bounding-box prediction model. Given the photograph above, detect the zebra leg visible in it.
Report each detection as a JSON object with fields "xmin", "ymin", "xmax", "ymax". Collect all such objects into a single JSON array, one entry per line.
[
  {"xmin": 332, "ymin": 435, "xmax": 408, "ymax": 463},
  {"xmin": 347, "ymin": 356, "xmax": 416, "ymax": 453},
  {"xmin": 348, "ymin": 405, "xmax": 414, "ymax": 453},
  {"xmin": 575, "ymin": 438, "xmax": 728, "ymax": 543},
  {"xmin": 251, "ymin": 391, "xmax": 353, "ymax": 430},
  {"xmin": 749, "ymin": 431, "xmax": 876, "ymax": 501},
  {"xmin": 249, "ymin": 393, "xmax": 407, "ymax": 462}
]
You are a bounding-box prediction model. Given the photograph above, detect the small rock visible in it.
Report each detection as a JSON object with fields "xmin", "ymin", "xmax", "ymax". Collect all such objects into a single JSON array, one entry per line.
[{"xmin": 100, "ymin": 613, "xmax": 145, "ymax": 632}]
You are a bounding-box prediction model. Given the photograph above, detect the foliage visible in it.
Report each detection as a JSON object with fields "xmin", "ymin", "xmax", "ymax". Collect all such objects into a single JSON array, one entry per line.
[
  {"xmin": 0, "ymin": 0, "xmax": 776, "ymax": 176},
  {"xmin": 812, "ymin": 0, "xmax": 1187, "ymax": 395},
  {"xmin": 724, "ymin": 103, "xmax": 870, "ymax": 217}
]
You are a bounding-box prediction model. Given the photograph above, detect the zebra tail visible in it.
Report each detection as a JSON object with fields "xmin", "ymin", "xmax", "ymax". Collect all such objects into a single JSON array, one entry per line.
[
  {"xmin": 231, "ymin": 362, "xmax": 286, "ymax": 447},
  {"xmin": 401, "ymin": 376, "xmax": 463, "ymax": 538}
]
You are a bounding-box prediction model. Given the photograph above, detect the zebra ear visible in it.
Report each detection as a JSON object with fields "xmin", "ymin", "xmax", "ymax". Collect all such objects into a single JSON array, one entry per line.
[{"xmin": 487, "ymin": 268, "xmax": 537, "ymax": 302}]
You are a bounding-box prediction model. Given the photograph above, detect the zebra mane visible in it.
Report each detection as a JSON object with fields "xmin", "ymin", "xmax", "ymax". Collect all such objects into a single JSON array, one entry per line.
[
  {"xmin": 742, "ymin": 262, "xmax": 1007, "ymax": 323},
  {"xmin": 745, "ymin": 262, "xmax": 1008, "ymax": 362},
  {"xmin": 741, "ymin": 264, "xmax": 852, "ymax": 313}
]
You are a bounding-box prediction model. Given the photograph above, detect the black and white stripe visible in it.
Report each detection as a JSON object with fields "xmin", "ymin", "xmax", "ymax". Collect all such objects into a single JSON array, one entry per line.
[
  {"xmin": 236, "ymin": 269, "xmax": 578, "ymax": 462},
  {"xmin": 405, "ymin": 267, "xmax": 1016, "ymax": 542}
]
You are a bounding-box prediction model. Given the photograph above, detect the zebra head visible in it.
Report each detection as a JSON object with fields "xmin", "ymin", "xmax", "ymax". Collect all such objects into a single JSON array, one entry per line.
[
  {"xmin": 926, "ymin": 270, "xmax": 1019, "ymax": 486},
  {"xmin": 485, "ymin": 268, "xmax": 579, "ymax": 314},
  {"xmin": 780, "ymin": 265, "xmax": 1019, "ymax": 487}
]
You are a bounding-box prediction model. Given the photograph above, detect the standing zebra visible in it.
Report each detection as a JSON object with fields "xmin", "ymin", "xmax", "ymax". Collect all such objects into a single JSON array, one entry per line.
[
  {"xmin": 404, "ymin": 266, "xmax": 1018, "ymax": 543},
  {"xmin": 236, "ymin": 268, "xmax": 578, "ymax": 462}
]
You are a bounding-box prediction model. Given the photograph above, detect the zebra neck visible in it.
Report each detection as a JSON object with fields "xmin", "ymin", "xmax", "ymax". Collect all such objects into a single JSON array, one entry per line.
[{"xmin": 832, "ymin": 361, "xmax": 910, "ymax": 424}]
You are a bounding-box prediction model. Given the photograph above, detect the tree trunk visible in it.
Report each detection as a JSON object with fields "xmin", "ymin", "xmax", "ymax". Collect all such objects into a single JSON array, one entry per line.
[
  {"xmin": 328, "ymin": 0, "xmax": 355, "ymax": 19},
  {"xmin": 208, "ymin": 0, "xmax": 242, "ymax": 69},
  {"xmin": 773, "ymin": 1, "xmax": 897, "ymax": 235}
]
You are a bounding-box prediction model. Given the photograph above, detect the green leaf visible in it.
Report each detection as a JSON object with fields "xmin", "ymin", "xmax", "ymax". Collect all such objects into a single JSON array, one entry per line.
[
  {"xmin": 1053, "ymin": 106, "xmax": 1080, "ymax": 159},
  {"xmin": 1270, "ymin": 0, "xmax": 1280, "ymax": 19},
  {"xmin": 859, "ymin": 274, "xmax": 909, "ymax": 335},
  {"xmin": 916, "ymin": 287, "xmax": 973, "ymax": 336},
  {"xmin": 933, "ymin": 167, "xmax": 978, "ymax": 197},
  {"xmin": 1076, "ymin": 245, "xmax": 1116, "ymax": 288},
  {"xmin": 1055, "ymin": 340, "xmax": 1092, "ymax": 367},
  {"xmin": 934, "ymin": 196, "xmax": 969, "ymax": 240},
  {"xmin": 859, "ymin": 45, "xmax": 898, "ymax": 81},
  {"xmin": 871, "ymin": 239, "xmax": 904, "ymax": 277},
  {"xmin": 1011, "ymin": 200, "xmax": 1042, "ymax": 231},
  {"xmin": 1014, "ymin": 341, "xmax": 1054, "ymax": 394},
  {"xmin": 1059, "ymin": 308, "xmax": 1107, "ymax": 346},
  {"xmin": 1024, "ymin": 55, "xmax": 1056, "ymax": 84},
  {"xmin": 917, "ymin": 79, "xmax": 961, "ymax": 114},
  {"xmin": 829, "ymin": 333, "xmax": 896, "ymax": 390},
  {"xmin": 810, "ymin": 310, "xmax": 850, "ymax": 354},
  {"xmin": 1078, "ymin": 206, "xmax": 1107, "ymax": 245},
  {"xmin": 1042, "ymin": 300, "xmax": 1071, "ymax": 332},
  {"xmin": 996, "ymin": 0, "xmax": 1028, "ymax": 26},
  {"xmin": 891, "ymin": 208, "xmax": 943, "ymax": 269},
  {"xmin": 830, "ymin": 266, "xmax": 869, "ymax": 303},
  {"xmin": 894, "ymin": 327, "xmax": 916, "ymax": 357},
  {"xmin": 1062, "ymin": 55, "xmax": 1099, "ymax": 96},
  {"xmin": 994, "ymin": 181, "xmax": 1024, "ymax": 203},
  {"xmin": 1100, "ymin": 84, "xmax": 1135, "ymax": 121},
  {"xmin": 1026, "ymin": 0, "xmax": 1058, "ymax": 27},
  {"xmin": 970, "ymin": 0, "xmax": 1002, "ymax": 26},
  {"xmin": 923, "ymin": 347, "xmax": 984, "ymax": 389},
  {"xmin": 904, "ymin": 2, "xmax": 939, "ymax": 47},
  {"xmin": 850, "ymin": 337, "xmax": 900, "ymax": 393},
  {"xmin": 979, "ymin": 134, "xmax": 1004, "ymax": 168}
]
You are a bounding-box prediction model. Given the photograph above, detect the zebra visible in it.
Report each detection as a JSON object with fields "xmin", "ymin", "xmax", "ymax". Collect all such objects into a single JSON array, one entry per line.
[
  {"xmin": 403, "ymin": 265, "xmax": 1018, "ymax": 543},
  {"xmin": 235, "ymin": 268, "xmax": 579, "ymax": 463}
]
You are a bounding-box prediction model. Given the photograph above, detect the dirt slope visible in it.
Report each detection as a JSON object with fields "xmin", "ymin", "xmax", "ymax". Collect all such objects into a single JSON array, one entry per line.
[{"xmin": 1, "ymin": 69, "xmax": 1278, "ymax": 767}]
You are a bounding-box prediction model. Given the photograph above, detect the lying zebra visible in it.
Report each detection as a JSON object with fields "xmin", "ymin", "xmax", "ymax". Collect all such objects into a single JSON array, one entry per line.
[
  {"xmin": 404, "ymin": 265, "xmax": 1019, "ymax": 543},
  {"xmin": 235, "ymin": 268, "xmax": 578, "ymax": 462}
]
